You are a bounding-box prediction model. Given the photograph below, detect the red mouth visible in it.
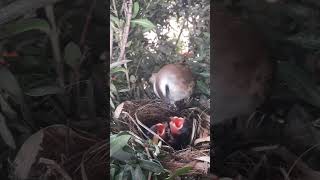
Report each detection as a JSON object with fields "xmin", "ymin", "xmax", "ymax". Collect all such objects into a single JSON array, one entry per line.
[
  {"xmin": 169, "ymin": 116, "xmax": 185, "ymax": 136},
  {"xmin": 154, "ymin": 123, "xmax": 166, "ymax": 137}
]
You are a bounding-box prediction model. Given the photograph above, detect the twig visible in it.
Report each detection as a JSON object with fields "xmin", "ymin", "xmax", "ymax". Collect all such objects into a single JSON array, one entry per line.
[
  {"xmin": 80, "ymin": 162, "xmax": 89, "ymax": 180},
  {"xmin": 287, "ymin": 143, "xmax": 320, "ymax": 178},
  {"xmin": 122, "ymin": 111, "xmax": 149, "ymax": 139},
  {"xmin": 80, "ymin": 0, "xmax": 97, "ymax": 47},
  {"xmin": 148, "ymin": 172, "xmax": 152, "ymax": 180},
  {"xmin": 110, "ymin": 23, "xmax": 113, "ymax": 61},
  {"xmin": 45, "ymin": 5, "xmax": 64, "ymax": 88},
  {"xmin": 134, "ymin": 57, "xmax": 142, "ymax": 77},
  {"xmin": 134, "ymin": 114, "xmax": 170, "ymax": 146},
  {"xmin": 112, "ymin": 0, "xmax": 118, "ymax": 17},
  {"xmin": 65, "ymin": 118, "xmax": 70, "ymax": 156},
  {"xmin": 175, "ymin": 18, "xmax": 187, "ymax": 52},
  {"xmin": 117, "ymin": 0, "xmax": 133, "ymax": 90},
  {"xmin": 38, "ymin": 158, "xmax": 72, "ymax": 180}
]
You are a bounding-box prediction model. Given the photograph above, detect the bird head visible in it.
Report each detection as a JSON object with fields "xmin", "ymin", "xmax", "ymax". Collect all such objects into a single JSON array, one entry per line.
[
  {"xmin": 169, "ymin": 116, "xmax": 185, "ymax": 136},
  {"xmin": 149, "ymin": 123, "xmax": 167, "ymax": 138}
]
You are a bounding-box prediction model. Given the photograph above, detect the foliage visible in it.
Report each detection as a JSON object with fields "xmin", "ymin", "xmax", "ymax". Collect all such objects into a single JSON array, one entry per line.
[
  {"xmin": 0, "ymin": 1, "xmax": 108, "ymax": 179},
  {"xmin": 110, "ymin": 0, "xmax": 210, "ymax": 110},
  {"xmin": 110, "ymin": 132, "xmax": 192, "ymax": 179},
  {"xmin": 110, "ymin": 0, "xmax": 210, "ymax": 178}
]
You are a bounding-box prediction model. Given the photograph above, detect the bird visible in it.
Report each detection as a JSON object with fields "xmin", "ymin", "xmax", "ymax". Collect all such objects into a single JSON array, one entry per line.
[
  {"xmin": 149, "ymin": 123, "xmax": 167, "ymax": 138},
  {"xmin": 167, "ymin": 116, "xmax": 191, "ymax": 149},
  {"xmin": 146, "ymin": 116, "xmax": 191, "ymax": 149},
  {"xmin": 169, "ymin": 116, "xmax": 187, "ymax": 137},
  {"xmin": 149, "ymin": 62, "xmax": 195, "ymax": 105},
  {"xmin": 148, "ymin": 123, "xmax": 168, "ymax": 144},
  {"xmin": 212, "ymin": 6, "xmax": 273, "ymax": 125}
]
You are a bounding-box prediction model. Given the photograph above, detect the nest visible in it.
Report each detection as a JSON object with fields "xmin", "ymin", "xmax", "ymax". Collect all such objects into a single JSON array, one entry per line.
[{"xmin": 113, "ymin": 99, "xmax": 210, "ymax": 175}]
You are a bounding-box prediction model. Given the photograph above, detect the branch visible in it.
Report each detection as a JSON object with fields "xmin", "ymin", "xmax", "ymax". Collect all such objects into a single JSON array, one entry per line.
[
  {"xmin": 117, "ymin": 0, "xmax": 132, "ymax": 62},
  {"xmin": 117, "ymin": 0, "xmax": 133, "ymax": 90}
]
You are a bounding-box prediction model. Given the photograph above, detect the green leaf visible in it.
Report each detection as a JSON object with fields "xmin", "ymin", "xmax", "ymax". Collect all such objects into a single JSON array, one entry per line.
[
  {"xmin": 0, "ymin": 67, "xmax": 24, "ymax": 106},
  {"xmin": 111, "ymin": 15, "xmax": 121, "ymax": 28},
  {"xmin": 110, "ymin": 83, "xmax": 117, "ymax": 93},
  {"xmin": 111, "ymin": 67, "xmax": 127, "ymax": 74},
  {"xmin": 132, "ymin": 2, "xmax": 140, "ymax": 19},
  {"xmin": 0, "ymin": 94, "xmax": 17, "ymax": 120},
  {"xmin": 0, "ymin": 112, "xmax": 16, "ymax": 149},
  {"xmin": 111, "ymin": 167, "xmax": 116, "ymax": 179},
  {"xmin": 64, "ymin": 42, "xmax": 82, "ymax": 69},
  {"xmin": 197, "ymin": 80, "xmax": 210, "ymax": 95},
  {"xmin": 25, "ymin": 85, "xmax": 63, "ymax": 97},
  {"xmin": 110, "ymin": 133, "xmax": 133, "ymax": 162},
  {"xmin": 115, "ymin": 170, "xmax": 124, "ymax": 180},
  {"xmin": 0, "ymin": 18, "xmax": 51, "ymax": 39},
  {"xmin": 20, "ymin": 56, "xmax": 41, "ymax": 67},
  {"xmin": 110, "ymin": 60, "xmax": 132, "ymax": 69},
  {"xmin": 134, "ymin": 165, "xmax": 146, "ymax": 180},
  {"xmin": 131, "ymin": 19, "xmax": 155, "ymax": 30},
  {"xmin": 203, "ymin": 32, "xmax": 210, "ymax": 38},
  {"xmin": 0, "ymin": 67, "xmax": 31, "ymax": 124},
  {"xmin": 127, "ymin": 41, "xmax": 132, "ymax": 48},
  {"xmin": 198, "ymin": 72, "xmax": 210, "ymax": 78},
  {"xmin": 166, "ymin": 166, "xmax": 192, "ymax": 180},
  {"xmin": 138, "ymin": 159, "xmax": 165, "ymax": 174},
  {"xmin": 110, "ymin": 98, "xmax": 115, "ymax": 109},
  {"xmin": 110, "ymin": 134, "xmax": 131, "ymax": 156},
  {"xmin": 110, "ymin": 134, "xmax": 117, "ymax": 141},
  {"xmin": 110, "ymin": 91, "xmax": 116, "ymax": 99}
]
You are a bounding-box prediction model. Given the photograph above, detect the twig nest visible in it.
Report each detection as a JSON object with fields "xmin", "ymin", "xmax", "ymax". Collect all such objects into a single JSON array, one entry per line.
[{"xmin": 113, "ymin": 99, "xmax": 210, "ymax": 174}]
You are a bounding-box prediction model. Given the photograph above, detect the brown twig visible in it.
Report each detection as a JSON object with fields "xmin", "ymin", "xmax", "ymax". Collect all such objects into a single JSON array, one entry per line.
[
  {"xmin": 287, "ymin": 143, "xmax": 320, "ymax": 178},
  {"xmin": 175, "ymin": 18, "xmax": 187, "ymax": 52},
  {"xmin": 38, "ymin": 158, "xmax": 72, "ymax": 180},
  {"xmin": 79, "ymin": 0, "xmax": 97, "ymax": 48}
]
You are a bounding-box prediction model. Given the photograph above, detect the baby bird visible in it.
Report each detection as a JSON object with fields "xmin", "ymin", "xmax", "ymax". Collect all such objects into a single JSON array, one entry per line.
[
  {"xmin": 146, "ymin": 117, "xmax": 191, "ymax": 149},
  {"xmin": 168, "ymin": 116, "xmax": 191, "ymax": 149},
  {"xmin": 149, "ymin": 62, "xmax": 195, "ymax": 105},
  {"xmin": 169, "ymin": 116, "xmax": 187, "ymax": 137},
  {"xmin": 148, "ymin": 123, "xmax": 168, "ymax": 144},
  {"xmin": 149, "ymin": 123, "xmax": 167, "ymax": 138}
]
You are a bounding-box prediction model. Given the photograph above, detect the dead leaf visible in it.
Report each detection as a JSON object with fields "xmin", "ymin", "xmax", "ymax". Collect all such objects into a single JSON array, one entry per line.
[
  {"xmin": 194, "ymin": 136, "xmax": 210, "ymax": 146},
  {"xmin": 194, "ymin": 156, "xmax": 210, "ymax": 163},
  {"xmin": 114, "ymin": 102, "xmax": 124, "ymax": 119}
]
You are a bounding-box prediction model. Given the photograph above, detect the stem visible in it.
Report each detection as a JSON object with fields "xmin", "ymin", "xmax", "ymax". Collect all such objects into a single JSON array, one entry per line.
[
  {"xmin": 175, "ymin": 18, "xmax": 187, "ymax": 52},
  {"xmin": 45, "ymin": 5, "xmax": 64, "ymax": 89},
  {"xmin": 110, "ymin": 23, "xmax": 113, "ymax": 61},
  {"xmin": 79, "ymin": 0, "xmax": 96, "ymax": 47},
  {"xmin": 117, "ymin": 0, "xmax": 132, "ymax": 62},
  {"xmin": 117, "ymin": 0, "xmax": 133, "ymax": 90}
]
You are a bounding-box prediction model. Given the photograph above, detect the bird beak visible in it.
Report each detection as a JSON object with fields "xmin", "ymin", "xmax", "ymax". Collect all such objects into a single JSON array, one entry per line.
[
  {"xmin": 150, "ymin": 123, "xmax": 167, "ymax": 145},
  {"xmin": 155, "ymin": 123, "xmax": 166, "ymax": 137},
  {"xmin": 150, "ymin": 123, "xmax": 166, "ymax": 138},
  {"xmin": 169, "ymin": 116, "xmax": 185, "ymax": 136}
]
